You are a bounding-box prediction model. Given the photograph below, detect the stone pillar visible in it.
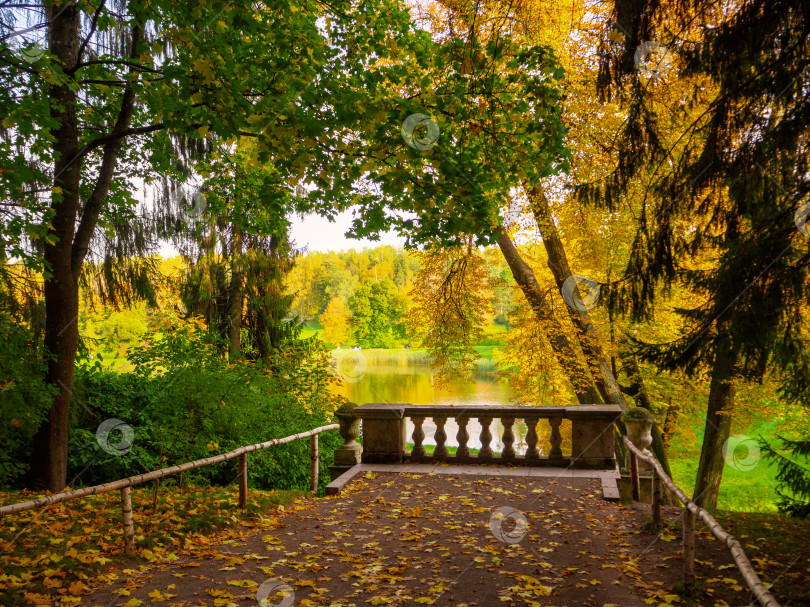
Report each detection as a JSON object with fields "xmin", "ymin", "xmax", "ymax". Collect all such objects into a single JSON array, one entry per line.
[
  {"xmin": 568, "ymin": 405, "xmax": 623, "ymax": 469},
  {"xmin": 622, "ymin": 407, "xmax": 657, "ymax": 474},
  {"xmin": 619, "ymin": 407, "xmax": 657, "ymax": 502},
  {"xmin": 328, "ymin": 403, "xmax": 363, "ymax": 481},
  {"xmin": 355, "ymin": 404, "xmax": 405, "ymax": 464}
]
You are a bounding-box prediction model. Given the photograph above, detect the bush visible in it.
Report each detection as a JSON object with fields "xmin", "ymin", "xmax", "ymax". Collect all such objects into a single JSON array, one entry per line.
[
  {"xmin": 0, "ymin": 314, "xmax": 54, "ymax": 488},
  {"xmin": 65, "ymin": 319, "xmax": 344, "ymax": 494}
]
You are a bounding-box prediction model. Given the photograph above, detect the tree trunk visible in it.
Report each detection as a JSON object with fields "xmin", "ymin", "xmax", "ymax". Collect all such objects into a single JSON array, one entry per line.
[
  {"xmin": 28, "ymin": 9, "xmax": 142, "ymax": 491},
  {"xmin": 617, "ymin": 339, "xmax": 681, "ymax": 505},
  {"xmin": 618, "ymin": 339, "xmax": 673, "ymax": 477},
  {"xmin": 28, "ymin": 3, "xmax": 83, "ymax": 492},
  {"xmin": 496, "ymin": 228, "xmax": 603, "ymax": 404},
  {"xmin": 693, "ymin": 331, "xmax": 736, "ymax": 509},
  {"xmin": 526, "ymin": 184, "xmax": 628, "ymax": 412},
  {"xmin": 227, "ymin": 225, "xmax": 243, "ymax": 362}
]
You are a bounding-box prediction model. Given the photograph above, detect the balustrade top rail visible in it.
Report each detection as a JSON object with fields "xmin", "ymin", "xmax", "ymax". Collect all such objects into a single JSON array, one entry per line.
[
  {"xmin": 0, "ymin": 424, "xmax": 339, "ymax": 517},
  {"xmin": 399, "ymin": 404, "xmax": 621, "ymax": 418}
]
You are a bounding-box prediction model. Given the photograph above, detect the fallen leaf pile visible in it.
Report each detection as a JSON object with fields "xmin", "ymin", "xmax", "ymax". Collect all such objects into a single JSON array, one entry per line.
[{"xmin": 2, "ymin": 472, "xmax": 808, "ymax": 606}]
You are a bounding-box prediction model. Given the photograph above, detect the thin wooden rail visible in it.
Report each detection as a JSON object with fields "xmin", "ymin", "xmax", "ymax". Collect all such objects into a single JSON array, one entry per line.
[
  {"xmin": 622, "ymin": 436, "xmax": 780, "ymax": 607},
  {"xmin": 0, "ymin": 424, "xmax": 339, "ymax": 553}
]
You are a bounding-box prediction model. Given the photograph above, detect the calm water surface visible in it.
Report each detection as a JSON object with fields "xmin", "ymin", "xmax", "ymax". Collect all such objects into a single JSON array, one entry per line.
[{"xmin": 331, "ymin": 361, "xmax": 545, "ymax": 454}]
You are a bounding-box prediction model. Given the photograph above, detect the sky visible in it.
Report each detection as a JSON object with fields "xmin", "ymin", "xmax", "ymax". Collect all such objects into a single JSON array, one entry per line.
[
  {"xmin": 158, "ymin": 206, "xmax": 408, "ymax": 258},
  {"xmin": 288, "ymin": 209, "xmax": 406, "ymax": 253}
]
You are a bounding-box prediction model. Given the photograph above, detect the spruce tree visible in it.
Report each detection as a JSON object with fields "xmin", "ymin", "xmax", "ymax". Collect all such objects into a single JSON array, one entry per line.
[{"xmin": 582, "ymin": 0, "xmax": 810, "ymax": 507}]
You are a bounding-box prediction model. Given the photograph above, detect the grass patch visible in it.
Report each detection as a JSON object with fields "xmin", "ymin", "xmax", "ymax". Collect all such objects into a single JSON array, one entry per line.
[
  {"xmin": 300, "ymin": 322, "xmax": 322, "ymax": 340},
  {"xmin": 405, "ymin": 442, "xmax": 503, "ymax": 456},
  {"xmin": 665, "ymin": 410, "xmax": 801, "ymax": 513}
]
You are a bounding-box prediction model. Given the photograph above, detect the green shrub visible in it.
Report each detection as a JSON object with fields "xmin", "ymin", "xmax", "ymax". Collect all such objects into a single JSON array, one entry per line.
[
  {"xmin": 0, "ymin": 314, "xmax": 54, "ymax": 488},
  {"xmin": 65, "ymin": 322, "xmax": 344, "ymax": 494}
]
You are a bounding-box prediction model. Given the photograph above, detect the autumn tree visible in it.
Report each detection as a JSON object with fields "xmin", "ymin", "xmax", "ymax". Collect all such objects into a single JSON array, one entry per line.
[
  {"xmin": 585, "ymin": 0, "xmax": 810, "ymax": 507},
  {"xmin": 407, "ymin": 242, "xmax": 492, "ymax": 384},
  {"xmin": 320, "ymin": 297, "xmax": 351, "ymax": 347}
]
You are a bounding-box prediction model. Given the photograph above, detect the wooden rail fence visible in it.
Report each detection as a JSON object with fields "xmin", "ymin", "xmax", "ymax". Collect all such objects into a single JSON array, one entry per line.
[
  {"xmin": 623, "ymin": 436, "xmax": 780, "ymax": 607},
  {"xmin": 0, "ymin": 424, "xmax": 339, "ymax": 554}
]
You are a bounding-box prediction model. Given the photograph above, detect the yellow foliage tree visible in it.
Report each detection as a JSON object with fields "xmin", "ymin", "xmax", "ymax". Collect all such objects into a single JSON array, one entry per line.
[
  {"xmin": 407, "ymin": 243, "xmax": 493, "ymax": 385},
  {"xmin": 320, "ymin": 297, "xmax": 351, "ymax": 346}
]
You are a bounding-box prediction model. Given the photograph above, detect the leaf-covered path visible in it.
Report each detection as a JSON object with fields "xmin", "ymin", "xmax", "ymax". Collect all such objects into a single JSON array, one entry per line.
[{"xmin": 80, "ymin": 469, "xmax": 778, "ymax": 607}]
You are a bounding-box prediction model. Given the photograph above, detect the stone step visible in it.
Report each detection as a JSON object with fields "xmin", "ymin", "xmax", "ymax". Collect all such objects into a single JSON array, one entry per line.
[{"xmin": 325, "ymin": 462, "xmax": 621, "ymax": 501}]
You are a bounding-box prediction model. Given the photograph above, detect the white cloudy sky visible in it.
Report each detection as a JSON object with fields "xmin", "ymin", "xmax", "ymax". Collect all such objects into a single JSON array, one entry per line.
[{"xmin": 288, "ymin": 209, "xmax": 406, "ymax": 253}]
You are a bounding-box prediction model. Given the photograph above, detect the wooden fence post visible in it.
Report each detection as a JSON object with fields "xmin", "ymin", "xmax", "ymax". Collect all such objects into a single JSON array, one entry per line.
[
  {"xmin": 683, "ymin": 508, "xmax": 695, "ymax": 596},
  {"xmin": 652, "ymin": 470, "xmax": 661, "ymax": 530},
  {"xmin": 238, "ymin": 454, "xmax": 248, "ymax": 509},
  {"xmin": 630, "ymin": 451, "xmax": 640, "ymax": 501},
  {"xmin": 121, "ymin": 486, "xmax": 135, "ymax": 554},
  {"xmin": 310, "ymin": 434, "xmax": 319, "ymax": 494}
]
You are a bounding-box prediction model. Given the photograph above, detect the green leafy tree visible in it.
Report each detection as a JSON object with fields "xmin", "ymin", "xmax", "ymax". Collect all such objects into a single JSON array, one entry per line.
[
  {"xmin": 95, "ymin": 310, "xmax": 149, "ymax": 357},
  {"xmin": 349, "ymin": 278, "xmax": 406, "ymax": 349},
  {"xmin": 0, "ymin": 0, "xmax": 432, "ymax": 490},
  {"xmin": 241, "ymin": 235, "xmax": 303, "ymax": 366}
]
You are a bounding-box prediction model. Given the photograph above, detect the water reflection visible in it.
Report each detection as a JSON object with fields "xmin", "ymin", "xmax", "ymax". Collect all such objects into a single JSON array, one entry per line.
[
  {"xmin": 331, "ymin": 362, "xmax": 535, "ymax": 454},
  {"xmin": 331, "ymin": 363, "xmax": 512, "ymax": 407}
]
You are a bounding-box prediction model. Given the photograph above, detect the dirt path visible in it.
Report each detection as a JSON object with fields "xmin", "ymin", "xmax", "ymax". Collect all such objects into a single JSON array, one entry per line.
[{"xmin": 84, "ymin": 471, "xmax": 764, "ymax": 607}]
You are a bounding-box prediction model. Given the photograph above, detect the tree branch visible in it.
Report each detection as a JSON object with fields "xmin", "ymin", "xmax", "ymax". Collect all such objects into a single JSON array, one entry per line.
[
  {"xmin": 71, "ymin": 17, "xmax": 144, "ymax": 275},
  {"xmin": 74, "ymin": 0, "xmax": 105, "ymax": 69}
]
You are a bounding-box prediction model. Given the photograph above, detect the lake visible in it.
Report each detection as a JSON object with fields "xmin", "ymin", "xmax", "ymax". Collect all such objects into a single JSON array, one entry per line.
[{"xmin": 330, "ymin": 357, "xmax": 547, "ymax": 455}]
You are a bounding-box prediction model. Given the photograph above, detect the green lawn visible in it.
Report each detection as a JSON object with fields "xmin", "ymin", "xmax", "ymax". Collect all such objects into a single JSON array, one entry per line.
[
  {"xmin": 301, "ymin": 322, "xmax": 322, "ymax": 339},
  {"xmin": 406, "ymin": 442, "xmax": 491, "ymax": 456},
  {"xmin": 665, "ymin": 409, "xmax": 807, "ymax": 513}
]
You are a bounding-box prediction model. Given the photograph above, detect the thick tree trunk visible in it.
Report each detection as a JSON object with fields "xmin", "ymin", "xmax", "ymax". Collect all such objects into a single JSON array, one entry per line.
[
  {"xmin": 693, "ymin": 332, "xmax": 736, "ymax": 509},
  {"xmin": 526, "ymin": 184, "xmax": 628, "ymax": 412},
  {"xmin": 496, "ymin": 228, "xmax": 603, "ymax": 404},
  {"xmin": 28, "ymin": 3, "xmax": 83, "ymax": 492},
  {"xmin": 28, "ymin": 10, "xmax": 142, "ymax": 491}
]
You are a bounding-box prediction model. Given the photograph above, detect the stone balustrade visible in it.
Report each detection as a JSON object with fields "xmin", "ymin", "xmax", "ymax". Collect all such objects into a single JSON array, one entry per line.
[{"xmin": 353, "ymin": 403, "xmax": 622, "ymax": 469}]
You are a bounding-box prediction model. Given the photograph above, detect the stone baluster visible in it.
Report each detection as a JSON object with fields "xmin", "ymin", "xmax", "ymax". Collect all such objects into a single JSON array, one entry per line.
[
  {"xmin": 525, "ymin": 418, "xmax": 539, "ymax": 462},
  {"xmin": 456, "ymin": 416, "xmax": 470, "ymax": 458},
  {"xmin": 433, "ymin": 416, "xmax": 448, "ymax": 458},
  {"xmin": 549, "ymin": 415, "xmax": 563, "ymax": 460},
  {"xmin": 478, "ymin": 416, "xmax": 493, "ymax": 459},
  {"xmin": 411, "ymin": 416, "xmax": 426, "ymax": 457},
  {"xmin": 501, "ymin": 417, "xmax": 515, "ymax": 459}
]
